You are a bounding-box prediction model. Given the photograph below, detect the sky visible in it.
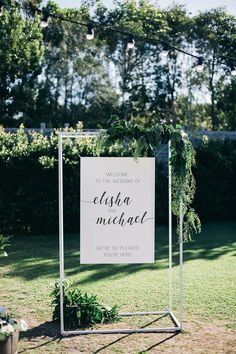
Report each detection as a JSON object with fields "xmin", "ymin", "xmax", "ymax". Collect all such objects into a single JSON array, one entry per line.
[{"xmin": 45, "ymin": 0, "xmax": 236, "ymax": 16}]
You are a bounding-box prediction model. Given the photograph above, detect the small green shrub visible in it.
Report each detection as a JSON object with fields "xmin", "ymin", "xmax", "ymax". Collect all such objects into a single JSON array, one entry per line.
[
  {"xmin": 0, "ymin": 235, "xmax": 10, "ymax": 256},
  {"xmin": 51, "ymin": 281, "xmax": 119, "ymax": 329}
]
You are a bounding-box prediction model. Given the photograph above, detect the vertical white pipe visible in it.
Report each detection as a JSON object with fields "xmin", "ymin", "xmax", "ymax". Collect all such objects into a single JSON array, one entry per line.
[
  {"xmin": 58, "ymin": 133, "xmax": 65, "ymax": 334},
  {"xmin": 168, "ymin": 141, "xmax": 172, "ymax": 312},
  {"xmin": 179, "ymin": 198, "xmax": 183, "ymax": 329}
]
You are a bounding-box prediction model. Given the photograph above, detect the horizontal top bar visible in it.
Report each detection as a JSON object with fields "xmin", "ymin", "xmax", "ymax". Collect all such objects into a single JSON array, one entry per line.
[{"xmin": 59, "ymin": 131, "xmax": 100, "ymax": 138}]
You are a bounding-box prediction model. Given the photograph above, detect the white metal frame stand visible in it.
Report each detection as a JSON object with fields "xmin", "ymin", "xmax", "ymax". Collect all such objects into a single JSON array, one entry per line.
[{"xmin": 58, "ymin": 131, "xmax": 183, "ymax": 335}]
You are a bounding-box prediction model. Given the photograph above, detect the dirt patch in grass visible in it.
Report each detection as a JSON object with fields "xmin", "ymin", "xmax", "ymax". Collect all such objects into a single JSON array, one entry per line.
[{"xmin": 18, "ymin": 318, "xmax": 236, "ymax": 354}]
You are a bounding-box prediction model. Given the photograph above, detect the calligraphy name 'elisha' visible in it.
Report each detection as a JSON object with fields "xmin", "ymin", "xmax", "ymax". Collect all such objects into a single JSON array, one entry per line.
[{"xmin": 93, "ymin": 191, "xmax": 132, "ymax": 208}]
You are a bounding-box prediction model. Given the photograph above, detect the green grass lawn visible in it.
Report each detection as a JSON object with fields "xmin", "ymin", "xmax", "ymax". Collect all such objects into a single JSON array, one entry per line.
[{"xmin": 0, "ymin": 223, "xmax": 235, "ymax": 353}]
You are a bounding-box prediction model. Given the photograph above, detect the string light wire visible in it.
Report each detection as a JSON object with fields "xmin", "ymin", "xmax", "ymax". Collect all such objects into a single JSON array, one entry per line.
[{"xmin": 3, "ymin": 2, "xmax": 236, "ymax": 72}]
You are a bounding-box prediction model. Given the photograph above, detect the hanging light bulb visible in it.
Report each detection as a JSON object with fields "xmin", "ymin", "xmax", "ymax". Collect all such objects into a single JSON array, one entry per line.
[
  {"xmin": 40, "ymin": 11, "xmax": 49, "ymax": 28},
  {"xmin": 229, "ymin": 60, "xmax": 236, "ymax": 76},
  {"xmin": 196, "ymin": 57, "xmax": 204, "ymax": 73},
  {"xmin": 231, "ymin": 65, "xmax": 236, "ymax": 76},
  {"xmin": 127, "ymin": 34, "xmax": 135, "ymax": 50},
  {"xmin": 86, "ymin": 24, "xmax": 94, "ymax": 40},
  {"xmin": 231, "ymin": 68, "xmax": 236, "ymax": 76},
  {"xmin": 161, "ymin": 43, "xmax": 169, "ymax": 58}
]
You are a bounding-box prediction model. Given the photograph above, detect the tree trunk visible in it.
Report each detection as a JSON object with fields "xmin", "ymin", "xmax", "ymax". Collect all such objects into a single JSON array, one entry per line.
[
  {"xmin": 209, "ymin": 54, "xmax": 218, "ymax": 130},
  {"xmin": 167, "ymin": 71, "xmax": 177, "ymax": 124}
]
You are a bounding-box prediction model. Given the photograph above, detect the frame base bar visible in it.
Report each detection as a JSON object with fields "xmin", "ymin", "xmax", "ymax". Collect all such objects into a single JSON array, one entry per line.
[
  {"xmin": 119, "ymin": 311, "xmax": 168, "ymax": 317},
  {"xmin": 61, "ymin": 327, "xmax": 181, "ymax": 335},
  {"xmin": 169, "ymin": 311, "xmax": 181, "ymax": 329},
  {"xmin": 60, "ymin": 312, "xmax": 182, "ymax": 335}
]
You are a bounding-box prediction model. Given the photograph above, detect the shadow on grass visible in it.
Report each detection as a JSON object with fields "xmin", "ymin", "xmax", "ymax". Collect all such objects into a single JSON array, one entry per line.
[
  {"xmin": 19, "ymin": 315, "xmax": 180, "ymax": 353},
  {"xmin": 93, "ymin": 314, "xmax": 180, "ymax": 354},
  {"xmin": 1, "ymin": 223, "xmax": 236, "ymax": 283},
  {"xmin": 19, "ymin": 321, "xmax": 60, "ymax": 353},
  {"xmin": 139, "ymin": 333, "xmax": 179, "ymax": 353}
]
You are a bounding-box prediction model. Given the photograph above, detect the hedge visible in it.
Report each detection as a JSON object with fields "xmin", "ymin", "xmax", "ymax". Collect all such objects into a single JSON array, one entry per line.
[
  {"xmin": 193, "ymin": 138, "xmax": 236, "ymax": 222},
  {"xmin": 0, "ymin": 126, "xmax": 235, "ymax": 235}
]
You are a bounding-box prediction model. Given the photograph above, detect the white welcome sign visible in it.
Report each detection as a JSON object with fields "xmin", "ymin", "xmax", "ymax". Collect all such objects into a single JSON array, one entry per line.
[{"xmin": 80, "ymin": 157, "xmax": 155, "ymax": 264}]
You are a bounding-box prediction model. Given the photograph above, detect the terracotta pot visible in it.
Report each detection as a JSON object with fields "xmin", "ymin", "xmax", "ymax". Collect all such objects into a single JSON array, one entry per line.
[{"xmin": 0, "ymin": 330, "xmax": 19, "ymax": 354}]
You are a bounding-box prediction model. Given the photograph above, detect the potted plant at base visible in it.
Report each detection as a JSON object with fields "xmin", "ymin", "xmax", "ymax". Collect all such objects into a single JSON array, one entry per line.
[
  {"xmin": 0, "ymin": 235, "xmax": 28, "ymax": 354},
  {"xmin": 0, "ymin": 309, "xmax": 19, "ymax": 354},
  {"xmin": 0, "ymin": 310, "xmax": 28, "ymax": 354},
  {"xmin": 0, "ymin": 235, "xmax": 18, "ymax": 354}
]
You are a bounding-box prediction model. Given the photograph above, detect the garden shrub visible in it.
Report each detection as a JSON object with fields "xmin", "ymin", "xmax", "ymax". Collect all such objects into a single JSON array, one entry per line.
[{"xmin": 51, "ymin": 281, "xmax": 119, "ymax": 328}]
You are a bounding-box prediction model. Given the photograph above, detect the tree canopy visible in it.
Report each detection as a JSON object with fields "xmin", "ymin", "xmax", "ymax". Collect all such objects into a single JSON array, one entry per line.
[{"xmin": 0, "ymin": 0, "xmax": 235, "ymax": 130}]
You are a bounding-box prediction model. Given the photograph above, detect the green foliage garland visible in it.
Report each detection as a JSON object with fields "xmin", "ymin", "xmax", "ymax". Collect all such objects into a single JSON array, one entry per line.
[{"xmin": 95, "ymin": 116, "xmax": 201, "ymax": 241}]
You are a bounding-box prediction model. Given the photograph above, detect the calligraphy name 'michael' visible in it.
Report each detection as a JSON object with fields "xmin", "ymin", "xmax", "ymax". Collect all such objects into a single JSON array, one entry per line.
[{"xmin": 96, "ymin": 211, "xmax": 152, "ymax": 226}]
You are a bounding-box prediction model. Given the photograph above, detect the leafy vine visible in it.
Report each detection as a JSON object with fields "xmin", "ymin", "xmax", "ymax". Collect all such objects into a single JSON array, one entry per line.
[{"xmin": 95, "ymin": 116, "xmax": 201, "ymax": 241}]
